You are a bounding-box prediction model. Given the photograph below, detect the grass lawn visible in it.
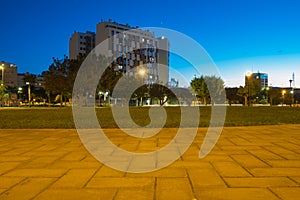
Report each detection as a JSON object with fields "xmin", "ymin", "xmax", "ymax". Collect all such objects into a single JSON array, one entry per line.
[{"xmin": 0, "ymin": 106, "xmax": 299, "ymax": 129}]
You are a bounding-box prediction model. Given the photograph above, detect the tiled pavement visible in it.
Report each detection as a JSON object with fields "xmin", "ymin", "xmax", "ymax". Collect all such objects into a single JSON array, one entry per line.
[{"xmin": 0, "ymin": 125, "xmax": 299, "ymax": 200}]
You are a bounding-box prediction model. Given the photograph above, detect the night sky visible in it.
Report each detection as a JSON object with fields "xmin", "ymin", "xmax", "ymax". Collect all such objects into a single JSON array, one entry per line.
[{"xmin": 1, "ymin": 0, "xmax": 300, "ymax": 87}]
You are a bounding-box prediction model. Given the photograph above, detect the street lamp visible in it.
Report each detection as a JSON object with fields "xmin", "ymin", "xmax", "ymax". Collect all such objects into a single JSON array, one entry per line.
[
  {"xmin": 0, "ymin": 65, "xmax": 5, "ymax": 107},
  {"xmin": 26, "ymin": 82, "xmax": 31, "ymax": 107},
  {"xmin": 282, "ymin": 90, "xmax": 286, "ymax": 106},
  {"xmin": 0, "ymin": 65, "xmax": 4, "ymax": 86},
  {"xmin": 246, "ymin": 71, "xmax": 252, "ymax": 106},
  {"xmin": 266, "ymin": 87, "xmax": 270, "ymax": 105},
  {"xmin": 138, "ymin": 68, "xmax": 146, "ymax": 106}
]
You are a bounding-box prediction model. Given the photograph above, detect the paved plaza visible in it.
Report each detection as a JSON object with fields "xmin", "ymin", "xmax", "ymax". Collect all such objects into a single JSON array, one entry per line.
[{"xmin": 0, "ymin": 125, "xmax": 299, "ymax": 199}]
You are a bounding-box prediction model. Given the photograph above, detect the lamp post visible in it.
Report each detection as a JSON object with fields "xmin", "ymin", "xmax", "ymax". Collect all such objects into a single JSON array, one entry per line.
[
  {"xmin": 289, "ymin": 79, "xmax": 294, "ymax": 106},
  {"xmin": 0, "ymin": 66, "xmax": 4, "ymax": 107},
  {"xmin": 26, "ymin": 82, "xmax": 31, "ymax": 107},
  {"xmin": 246, "ymin": 72, "xmax": 252, "ymax": 106},
  {"xmin": 282, "ymin": 90, "xmax": 286, "ymax": 106},
  {"xmin": 0, "ymin": 65, "xmax": 4, "ymax": 86},
  {"xmin": 138, "ymin": 68, "xmax": 146, "ymax": 106},
  {"xmin": 266, "ymin": 87, "xmax": 269, "ymax": 105}
]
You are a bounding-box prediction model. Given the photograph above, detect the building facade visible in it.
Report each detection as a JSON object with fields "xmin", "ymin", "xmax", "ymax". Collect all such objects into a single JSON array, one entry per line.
[
  {"xmin": 96, "ymin": 20, "xmax": 170, "ymax": 85},
  {"xmin": 245, "ymin": 71, "xmax": 268, "ymax": 89},
  {"xmin": 69, "ymin": 31, "xmax": 96, "ymax": 60},
  {"xmin": 0, "ymin": 61, "xmax": 18, "ymax": 87}
]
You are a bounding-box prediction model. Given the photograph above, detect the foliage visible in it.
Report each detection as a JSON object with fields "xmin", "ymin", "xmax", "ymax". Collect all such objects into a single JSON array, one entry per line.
[
  {"xmin": 237, "ymin": 78, "xmax": 261, "ymax": 106},
  {"xmin": 225, "ymin": 87, "xmax": 243, "ymax": 105},
  {"xmin": 190, "ymin": 75, "xmax": 225, "ymax": 105},
  {"xmin": 44, "ymin": 55, "xmax": 83, "ymax": 106},
  {"xmin": 0, "ymin": 84, "xmax": 7, "ymax": 106},
  {"xmin": 149, "ymin": 84, "xmax": 176, "ymax": 105}
]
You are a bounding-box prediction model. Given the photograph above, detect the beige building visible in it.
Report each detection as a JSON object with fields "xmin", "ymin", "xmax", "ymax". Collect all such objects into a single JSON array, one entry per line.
[
  {"xmin": 95, "ymin": 19, "xmax": 169, "ymax": 85},
  {"xmin": 69, "ymin": 31, "xmax": 95, "ymax": 60},
  {"xmin": 0, "ymin": 61, "xmax": 18, "ymax": 87}
]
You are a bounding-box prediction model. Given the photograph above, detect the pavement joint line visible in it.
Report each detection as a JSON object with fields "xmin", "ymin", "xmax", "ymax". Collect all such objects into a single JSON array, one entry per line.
[
  {"xmin": 153, "ymin": 177, "xmax": 157, "ymax": 200},
  {"xmin": 227, "ymin": 155, "xmax": 255, "ymax": 177},
  {"xmin": 83, "ymin": 165, "xmax": 102, "ymax": 188},
  {"xmin": 260, "ymin": 146, "xmax": 289, "ymax": 160},
  {"xmin": 29, "ymin": 177, "xmax": 60, "ymax": 200},
  {"xmin": 185, "ymin": 167, "xmax": 198, "ymax": 199},
  {"xmin": 267, "ymin": 187, "xmax": 284, "ymax": 200},
  {"xmin": 244, "ymin": 149, "xmax": 273, "ymax": 167},
  {"xmin": 288, "ymin": 176, "xmax": 300, "ymax": 185}
]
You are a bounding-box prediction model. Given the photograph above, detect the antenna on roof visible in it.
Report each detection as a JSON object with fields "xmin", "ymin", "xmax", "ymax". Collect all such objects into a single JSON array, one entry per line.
[{"xmin": 293, "ymin": 72, "xmax": 295, "ymax": 88}]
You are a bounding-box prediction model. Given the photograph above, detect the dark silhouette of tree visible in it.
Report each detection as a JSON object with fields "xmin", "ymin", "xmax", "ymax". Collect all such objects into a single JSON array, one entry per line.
[
  {"xmin": 225, "ymin": 87, "xmax": 243, "ymax": 105},
  {"xmin": 190, "ymin": 76, "xmax": 209, "ymax": 105},
  {"xmin": 190, "ymin": 75, "xmax": 225, "ymax": 105},
  {"xmin": 149, "ymin": 84, "xmax": 176, "ymax": 106},
  {"xmin": 237, "ymin": 79, "xmax": 261, "ymax": 106}
]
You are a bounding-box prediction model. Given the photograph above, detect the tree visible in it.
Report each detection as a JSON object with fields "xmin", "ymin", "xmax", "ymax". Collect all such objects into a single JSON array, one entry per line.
[
  {"xmin": 0, "ymin": 84, "xmax": 7, "ymax": 107},
  {"xmin": 226, "ymin": 87, "xmax": 243, "ymax": 105},
  {"xmin": 44, "ymin": 55, "xmax": 82, "ymax": 106},
  {"xmin": 190, "ymin": 76, "xmax": 209, "ymax": 105},
  {"xmin": 149, "ymin": 84, "xmax": 176, "ymax": 106},
  {"xmin": 237, "ymin": 79, "xmax": 261, "ymax": 106},
  {"xmin": 190, "ymin": 75, "xmax": 225, "ymax": 105},
  {"xmin": 237, "ymin": 86, "xmax": 248, "ymax": 106},
  {"xmin": 204, "ymin": 76, "xmax": 225, "ymax": 105}
]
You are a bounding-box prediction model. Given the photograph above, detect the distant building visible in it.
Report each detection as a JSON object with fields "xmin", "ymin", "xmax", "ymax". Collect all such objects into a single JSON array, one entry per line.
[
  {"xmin": 35, "ymin": 75, "xmax": 45, "ymax": 89},
  {"xmin": 69, "ymin": 31, "xmax": 96, "ymax": 60},
  {"xmin": 245, "ymin": 71, "xmax": 268, "ymax": 88},
  {"xmin": 17, "ymin": 73, "xmax": 45, "ymax": 89},
  {"xmin": 95, "ymin": 19, "xmax": 170, "ymax": 85},
  {"xmin": 0, "ymin": 61, "xmax": 18, "ymax": 87}
]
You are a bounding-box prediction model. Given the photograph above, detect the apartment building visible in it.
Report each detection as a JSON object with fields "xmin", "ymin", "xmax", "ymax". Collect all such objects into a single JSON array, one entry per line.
[
  {"xmin": 69, "ymin": 31, "xmax": 96, "ymax": 60},
  {"xmin": 0, "ymin": 61, "xmax": 18, "ymax": 87}
]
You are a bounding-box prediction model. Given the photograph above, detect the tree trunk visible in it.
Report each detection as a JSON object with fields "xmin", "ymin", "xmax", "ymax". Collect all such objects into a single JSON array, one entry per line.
[
  {"xmin": 244, "ymin": 96, "xmax": 248, "ymax": 106},
  {"xmin": 48, "ymin": 93, "xmax": 51, "ymax": 107},
  {"xmin": 60, "ymin": 93, "xmax": 63, "ymax": 107},
  {"xmin": 203, "ymin": 97, "xmax": 207, "ymax": 106}
]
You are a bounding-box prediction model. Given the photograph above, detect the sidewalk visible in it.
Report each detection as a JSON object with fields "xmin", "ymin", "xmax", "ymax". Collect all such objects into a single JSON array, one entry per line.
[{"xmin": 0, "ymin": 125, "xmax": 299, "ymax": 200}]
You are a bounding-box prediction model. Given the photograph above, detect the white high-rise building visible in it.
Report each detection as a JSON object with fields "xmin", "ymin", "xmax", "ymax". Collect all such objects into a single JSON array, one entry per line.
[{"xmin": 96, "ymin": 20, "xmax": 169, "ymax": 85}]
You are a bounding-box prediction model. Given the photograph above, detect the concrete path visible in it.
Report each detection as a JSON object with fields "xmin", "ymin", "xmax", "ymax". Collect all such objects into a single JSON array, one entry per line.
[{"xmin": 0, "ymin": 125, "xmax": 299, "ymax": 199}]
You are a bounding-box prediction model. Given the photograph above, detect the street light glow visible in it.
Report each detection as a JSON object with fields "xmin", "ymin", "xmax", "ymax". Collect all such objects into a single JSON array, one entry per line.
[
  {"xmin": 246, "ymin": 71, "xmax": 252, "ymax": 77},
  {"xmin": 138, "ymin": 68, "xmax": 146, "ymax": 76}
]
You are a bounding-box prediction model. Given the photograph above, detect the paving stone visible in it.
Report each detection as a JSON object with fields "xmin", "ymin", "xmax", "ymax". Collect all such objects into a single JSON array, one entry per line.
[
  {"xmin": 126, "ymin": 167, "xmax": 187, "ymax": 178},
  {"xmin": 194, "ymin": 188, "xmax": 279, "ymax": 200},
  {"xmin": 116, "ymin": 188, "xmax": 154, "ymax": 200},
  {"xmin": 0, "ymin": 126, "xmax": 300, "ymax": 199},
  {"xmin": 34, "ymin": 188, "xmax": 117, "ymax": 200},
  {"xmin": 0, "ymin": 162, "xmax": 21, "ymax": 175},
  {"xmin": 0, "ymin": 177, "xmax": 25, "ymax": 189},
  {"xmin": 266, "ymin": 160, "xmax": 300, "ymax": 167},
  {"xmin": 187, "ymin": 168, "xmax": 226, "ymax": 188},
  {"xmin": 250, "ymin": 168, "xmax": 300, "ymax": 177},
  {"xmin": 247, "ymin": 149, "xmax": 284, "ymax": 160},
  {"xmin": 86, "ymin": 177, "xmax": 155, "ymax": 188},
  {"xmin": 290, "ymin": 176, "xmax": 300, "ymax": 184},
  {"xmin": 0, "ymin": 178, "xmax": 55, "ymax": 200},
  {"xmin": 271, "ymin": 187, "xmax": 300, "ymax": 200},
  {"xmin": 51, "ymin": 169, "xmax": 97, "ymax": 188},
  {"xmin": 212, "ymin": 161, "xmax": 252, "ymax": 177},
  {"xmin": 231, "ymin": 154, "xmax": 269, "ymax": 168},
  {"xmin": 156, "ymin": 178, "xmax": 194, "ymax": 200},
  {"xmin": 93, "ymin": 165, "xmax": 125, "ymax": 177},
  {"xmin": 4, "ymin": 169, "xmax": 67, "ymax": 178},
  {"xmin": 224, "ymin": 177, "xmax": 298, "ymax": 187}
]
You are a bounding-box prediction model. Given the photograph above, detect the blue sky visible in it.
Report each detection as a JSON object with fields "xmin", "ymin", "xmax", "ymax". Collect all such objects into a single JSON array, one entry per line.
[{"xmin": 1, "ymin": 0, "xmax": 300, "ymax": 87}]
